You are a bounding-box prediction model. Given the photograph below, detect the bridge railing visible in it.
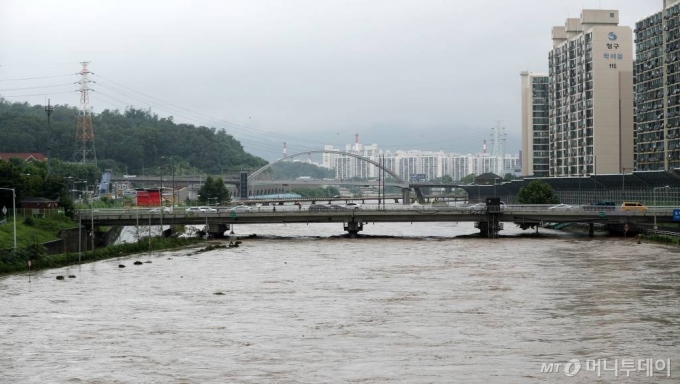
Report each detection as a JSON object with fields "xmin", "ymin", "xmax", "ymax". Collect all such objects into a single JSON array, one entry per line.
[{"xmin": 76, "ymin": 204, "xmax": 680, "ymax": 218}]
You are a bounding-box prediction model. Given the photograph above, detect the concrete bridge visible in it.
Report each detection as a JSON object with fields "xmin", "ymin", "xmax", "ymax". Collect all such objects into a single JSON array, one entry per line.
[{"xmin": 76, "ymin": 205, "xmax": 676, "ymax": 238}]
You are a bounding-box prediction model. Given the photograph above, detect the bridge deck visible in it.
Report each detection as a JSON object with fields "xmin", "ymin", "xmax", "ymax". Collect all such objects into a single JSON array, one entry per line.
[{"xmin": 77, "ymin": 205, "xmax": 677, "ymax": 227}]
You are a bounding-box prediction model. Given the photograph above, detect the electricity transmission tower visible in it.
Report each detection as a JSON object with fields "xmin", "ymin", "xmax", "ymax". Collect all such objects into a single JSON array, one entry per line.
[{"xmin": 74, "ymin": 61, "xmax": 97, "ymax": 164}]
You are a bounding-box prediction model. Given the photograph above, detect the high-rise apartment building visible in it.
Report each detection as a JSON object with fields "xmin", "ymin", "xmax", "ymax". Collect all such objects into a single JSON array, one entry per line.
[
  {"xmin": 321, "ymin": 143, "xmax": 518, "ymax": 181},
  {"xmin": 548, "ymin": 10, "xmax": 634, "ymax": 176},
  {"xmin": 520, "ymin": 72, "xmax": 550, "ymax": 177},
  {"xmin": 634, "ymin": 0, "xmax": 680, "ymax": 170}
]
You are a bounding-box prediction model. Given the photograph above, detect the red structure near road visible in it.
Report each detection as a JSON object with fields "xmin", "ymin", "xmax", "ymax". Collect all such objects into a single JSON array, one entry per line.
[{"xmin": 135, "ymin": 188, "xmax": 161, "ymax": 207}]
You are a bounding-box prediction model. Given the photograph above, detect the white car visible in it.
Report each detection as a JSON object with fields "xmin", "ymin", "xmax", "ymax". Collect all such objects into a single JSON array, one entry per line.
[
  {"xmin": 185, "ymin": 206, "xmax": 217, "ymax": 214},
  {"xmin": 149, "ymin": 206, "xmax": 172, "ymax": 214},
  {"xmin": 229, "ymin": 205, "xmax": 252, "ymax": 212},
  {"xmin": 343, "ymin": 202, "xmax": 362, "ymax": 210},
  {"xmin": 548, "ymin": 204, "xmax": 573, "ymax": 211},
  {"xmin": 468, "ymin": 203, "xmax": 486, "ymax": 212},
  {"xmin": 185, "ymin": 207, "xmax": 203, "ymax": 214}
]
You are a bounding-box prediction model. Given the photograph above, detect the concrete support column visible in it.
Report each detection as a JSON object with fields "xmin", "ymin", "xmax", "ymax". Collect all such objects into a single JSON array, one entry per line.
[
  {"xmin": 589, "ymin": 223, "xmax": 594, "ymax": 237},
  {"xmin": 344, "ymin": 220, "xmax": 363, "ymax": 237},
  {"xmin": 402, "ymin": 188, "xmax": 411, "ymax": 205}
]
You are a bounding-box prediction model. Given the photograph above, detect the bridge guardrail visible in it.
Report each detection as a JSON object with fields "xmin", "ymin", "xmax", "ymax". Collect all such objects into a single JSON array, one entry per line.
[{"xmin": 77, "ymin": 204, "xmax": 680, "ymax": 217}]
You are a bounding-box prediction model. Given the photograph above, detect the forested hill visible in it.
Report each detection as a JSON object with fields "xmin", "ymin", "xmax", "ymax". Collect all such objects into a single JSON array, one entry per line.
[{"xmin": 0, "ymin": 99, "xmax": 267, "ymax": 175}]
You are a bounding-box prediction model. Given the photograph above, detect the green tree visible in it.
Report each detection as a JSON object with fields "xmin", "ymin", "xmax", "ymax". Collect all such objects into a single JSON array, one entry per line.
[
  {"xmin": 503, "ymin": 173, "xmax": 516, "ymax": 181},
  {"xmin": 517, "ymin": 180, "xmax": 560, "ymax": 204},
  {"xmin": 198, "ymin": 176, "xmax": 231, "ymax": 205},
  {"xmin": 459, "ymin": 173, "xmax": 476, "ymax": 183}
]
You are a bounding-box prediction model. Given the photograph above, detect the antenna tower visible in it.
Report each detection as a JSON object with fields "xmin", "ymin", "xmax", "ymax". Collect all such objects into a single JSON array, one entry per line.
[{"xmin": 74, "ymin": 61, "xmax": 97, "ymax": 164}]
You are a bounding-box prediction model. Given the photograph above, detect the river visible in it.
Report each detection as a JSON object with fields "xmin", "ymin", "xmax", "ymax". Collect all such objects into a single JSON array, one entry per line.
[{"xmin": 1, "ymin": 221, "xmax": 679, "ymax": 383}]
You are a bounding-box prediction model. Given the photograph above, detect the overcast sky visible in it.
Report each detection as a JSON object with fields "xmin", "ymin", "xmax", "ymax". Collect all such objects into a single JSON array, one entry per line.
[{"xmin": 0, "ymin": 0, "xmax": 662, "ymax": 162}]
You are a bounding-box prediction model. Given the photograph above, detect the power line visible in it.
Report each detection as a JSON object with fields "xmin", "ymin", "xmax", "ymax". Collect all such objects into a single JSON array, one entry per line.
[
  {"xmin": 0, "ymin": 83, "xmax": 75, "ymax": 91},
  {"xmin": 95, "ymin": 79, "xmax": 327, "ymax": 147},
  {"xmin": 93, "ymin": 74, "xmax": 335, "ymax": 146},
  {"xmin": 1, "ymin": 90, "xmax": 75, "ymax": 98},
  {"xmin": 91, "ymin": 91, "xmax": 307, "ymax": 155},
  {"xmin": 0, "ymin": 74, "xmax": 77, "ymax": 82}
]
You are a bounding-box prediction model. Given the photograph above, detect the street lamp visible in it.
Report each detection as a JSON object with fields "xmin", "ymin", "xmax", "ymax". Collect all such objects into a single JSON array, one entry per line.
[
  {"xmin": 0, "ymin": 187, "xmax": 17, "ymax": 250},
  {"xmin": 170, "ymin": 158, "xmax": 175, "ymax": 208},
  {"xmin": 74, "ymin": 180, "xmax": 87, "ymax": 262},
  {"xmin": 622, "ymin": 167, "xmax": 634, "ymax": 202},
  {"xmin": 653, "ymin": 185, "xmax": 670, "ymax": 230}
]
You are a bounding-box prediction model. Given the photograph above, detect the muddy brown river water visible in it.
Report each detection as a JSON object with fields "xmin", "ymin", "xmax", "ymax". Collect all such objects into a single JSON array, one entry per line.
[{"xmin": 1, "ymin": 222, "xmax": 678, "ymax": 383}]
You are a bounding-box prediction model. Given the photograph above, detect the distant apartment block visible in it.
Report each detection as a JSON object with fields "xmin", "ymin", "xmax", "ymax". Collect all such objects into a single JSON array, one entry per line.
[
  {"xmin": 322, "ymin": 144, "xmax": 518, "ymax": 182},
  {"xmin": 634, "ymin": 0, "xmax": 680, "ymax": 170},
  {"xmin": 548, "ymin": 9, "xmax": 634, "ymax": 176},
  {"xmin": 520, "ymin": 72, "xmax": 550, "ymax": 177}
]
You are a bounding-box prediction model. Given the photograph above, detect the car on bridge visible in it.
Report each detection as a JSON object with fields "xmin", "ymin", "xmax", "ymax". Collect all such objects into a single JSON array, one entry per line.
[
  {"xmin": 185, "ymin": 206, "xmax": 217, "ymax": 214},
  {"xmin": 548, "ymin": 204, "xmax": 573, "ymax": 211},
  {"xmin": 467, "ymin": 203, "xmax": 486, "ymax": 213},
  {"xmin": 621, "ymin": 201, "xmax": 647, "ymax": 212},
  {"xmin": 149, "ymin": 206, "xmax": 172, "ymax": 214},
  {"xmin": 343, "ymin": 202, "xmax": 361, "ymax": 210},
  {"xmin": 229, "ymin": 205, "xmax": 252, "ymax": 212},
  {"xmin": 584, "ymin": 201, "xmax": 616, "ymax": 211}
]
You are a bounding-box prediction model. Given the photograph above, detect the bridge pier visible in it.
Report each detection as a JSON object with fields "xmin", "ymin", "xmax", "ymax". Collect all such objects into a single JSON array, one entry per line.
[
  {"xmin": 475, "ymin": 214, "xmax": 503, "ymax": 239},
  {"xmin": 475, "ymin": 214, "xmax": 503, "ymax": 238},
  {"xmin": 206, "ymin": 223, "xmax": 231, "ymax": 239},
  {"xmin": 589, "ymin": 223, "xmax": 594, "ymax": 237},
  {"xmin": 402, "ymin": 188, "xmax": 411, "ymax": 205},
  {"xmin": 413, "ymin": 187, "xmax": 425, "ymax": 204},
  {"xmin": 344, "ymin": 220, "xmax": 363, "ymax": 237}
]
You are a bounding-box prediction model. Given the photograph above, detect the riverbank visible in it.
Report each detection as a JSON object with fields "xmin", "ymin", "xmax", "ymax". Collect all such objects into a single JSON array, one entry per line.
[
  {"xmin": 641, "ymin": 232, "xmax": 680, "ymax": 245},
  {"xmin": 553, "ymin": 222, "xmax": 680, "ymax": 245},
  {"xmin": 0, "ymin": 215, "xmax": 77, "ymax": 249},
  {"xmin": 0, "ymin": 236, "xmax": 204, "ymax": 276}
]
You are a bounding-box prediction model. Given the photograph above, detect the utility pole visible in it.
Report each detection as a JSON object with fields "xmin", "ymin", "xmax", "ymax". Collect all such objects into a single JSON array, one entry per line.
[
  {"xmin": 45, "ymin": 99, "xmax": 53, "ymax": 175},
  {"xmin": 171, "ymin": 158, "xmax": 175, "ymax": 208},
  {"xmin": 378, "ymin": 154, "xmax": 382, "ymax": 208},
  {"xmin": 382, "ymin": 154, "xmax": 386, "ymax": 209}
]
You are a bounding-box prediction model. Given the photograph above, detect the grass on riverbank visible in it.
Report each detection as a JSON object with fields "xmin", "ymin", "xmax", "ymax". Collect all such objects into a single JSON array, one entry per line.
[
  {"xmin": 0, "ymin": 236, "xmax": 203, "ymax": 275},
  {"xmin": 641, "ymin": 233, "xmax": 680, "ymax": 245},
  {"xmin": 0, "ymin": 215, "xmax": 77, "ymax": 249}
]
